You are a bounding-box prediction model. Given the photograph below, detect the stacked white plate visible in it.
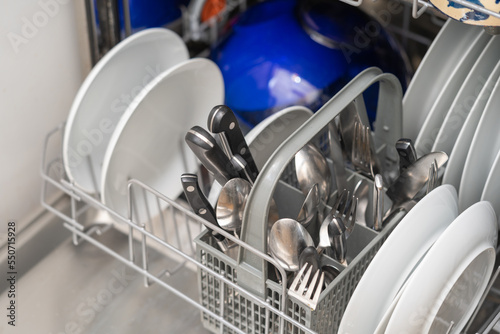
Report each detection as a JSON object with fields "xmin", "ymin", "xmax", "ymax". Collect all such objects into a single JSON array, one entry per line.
[
  {"xmin": 403, "ymin": 19, "xmax": 500, "ymax": 226},
  {"xmin": 339, "ymin": 186, "xmax": 498, "ymax": 334},
  {"xmin": 62, "ymin": 28, "xmax": 225, "ymax": 223}
]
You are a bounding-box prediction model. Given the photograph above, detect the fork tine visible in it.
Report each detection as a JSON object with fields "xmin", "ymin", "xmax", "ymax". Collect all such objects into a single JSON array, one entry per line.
[
  {"xmin": 311, "ymin": 272, "xmax": 325, "ymax": 309},
  {"xmin": 332, "ymin": 189, "xmax": 345, "ymax": 212},
  {"xmin": 305, "ymin": 268, "xmax": 321, "ymax": 300},
  {"xmin": 290, "ymin": 264, "xmax": 308, "ymax": 291},
  {"xmin": 297, "ymin": 263, "xmax": 313, "ymax": 294}
]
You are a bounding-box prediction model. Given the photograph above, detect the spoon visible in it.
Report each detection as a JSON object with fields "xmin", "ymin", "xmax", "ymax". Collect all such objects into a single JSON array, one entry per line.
[
  {"xmin": 353, "ymin": 179, "xmax": 370, "ymax": 227},
  {"xmin": 297, "ymin": 184, "xmax": 320, "ymax": 227},
  {"xmin": 268, "ymin": 218, "xmax": 314, "ymax": 272},
  {"xmin": 295, "ymin": 143, "xmax": 331, "ymax": 205},
  {"xmin": 216, "ymin": 177, "xmax": 279, "ymax": 237},
  {"xmin": 215, "ymin": 178, "xmax": 252, "ymax": 235}
]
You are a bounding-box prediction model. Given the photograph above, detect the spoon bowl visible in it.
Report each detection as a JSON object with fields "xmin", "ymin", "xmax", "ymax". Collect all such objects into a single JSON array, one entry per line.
[{"xmin": 268, "ymin": 218, "xmax": 314, "ymax": 272}]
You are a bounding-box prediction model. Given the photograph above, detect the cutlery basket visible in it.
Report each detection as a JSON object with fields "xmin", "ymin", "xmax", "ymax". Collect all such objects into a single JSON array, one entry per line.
[{"xmin": 195, "ymin": 67, "xmax": 407, "ymax": 333}]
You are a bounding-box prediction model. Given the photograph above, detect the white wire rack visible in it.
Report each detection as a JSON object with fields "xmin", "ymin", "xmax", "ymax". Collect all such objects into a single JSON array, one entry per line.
[{"xmin": 40, "ymin": 123, "xmax": 320, "ymax": 334}]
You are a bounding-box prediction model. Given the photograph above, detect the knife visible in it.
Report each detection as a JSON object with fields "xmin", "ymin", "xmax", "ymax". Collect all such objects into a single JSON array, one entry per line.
[
  {"xmin": 180, "ymin": 173, "xmax": 228, "ymax": 251},
  {"xmin": 395, "ymin": 138, "xmax": 417, "ymax": 171},
  {"xmin": 185, "ymin": 126, "xmax": 240, "ymax": 185},
  {"xmin": 207, "ymin": 105, "xmax": 259, "ymax": 182},
  {"xmin": 386, "ymin": 151, "xmax": 448, "ymax": 207}
]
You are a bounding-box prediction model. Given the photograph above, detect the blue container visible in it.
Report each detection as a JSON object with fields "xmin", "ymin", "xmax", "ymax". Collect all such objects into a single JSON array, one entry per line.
[
  {"xmin": 211, "ymin": 0, "xmax": 350, "ymax": 127},
  {"xmin": 211, "ymin": 0, "xmax": 411, "ymax": 127}
]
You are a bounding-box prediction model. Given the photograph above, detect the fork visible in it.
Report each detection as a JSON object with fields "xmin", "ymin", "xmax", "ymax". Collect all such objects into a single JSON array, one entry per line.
[
  {"xmin": 352, "ymin": 120, "xmax": 374, "ymax": 178},
  {"xmin": 326, "ymin": 190, "xmax": 358, "ymax": 265},
  {"xmin": 288, "ymin": 262, "xmax": 325, "ymax": 310}
]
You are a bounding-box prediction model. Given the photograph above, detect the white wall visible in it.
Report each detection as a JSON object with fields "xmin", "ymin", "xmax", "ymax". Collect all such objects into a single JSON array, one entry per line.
[{"xmin": 0, "ymin": 0, "xmax": 90, "ymax": 232}]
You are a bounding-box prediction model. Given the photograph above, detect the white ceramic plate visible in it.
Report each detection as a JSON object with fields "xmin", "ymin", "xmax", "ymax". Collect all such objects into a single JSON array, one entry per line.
[
  {"xmin": 402, "ymin": 20, "xmax": 483, "ymax": 141},
  {"xmin": 63, "ymin": 28, "xmax": 188, "ymax": 193},
  {"xmin": 385, "ymin": 201, "xmax": 497, "ymax": 334},
  {"xmin": 481, "ymin": 149, "xmax": 500, "ymax": 229},
  {"xmin": 338, "ymin": 185, "xmax": 458, "ymax": 334},
  {"xmin": 433, "ymin": 36, "xmax": 500, "ymax": 156},
  {"xmin": 101, "ymin": 58, "xmax": 224, "ymax": 222},
  {"xmin": 207, "ymin": 106, "xmax": 314, "ymax": 205},
  {"xmin": 414, "ymin": 31, "xmax": 490, "ymax": 157},
  {"xmin": 442, "ymin": 60, "xmax": 500, "ymax": 192},
  {"xmin": 458, "ymin": 71, "xmax": 500, "ymax": 212}
]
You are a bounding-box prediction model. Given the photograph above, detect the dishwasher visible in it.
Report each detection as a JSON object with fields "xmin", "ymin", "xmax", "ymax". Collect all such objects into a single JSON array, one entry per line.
[{"xmin": 2, "ymin": 0, "xmax": 500, "ymax": 333}]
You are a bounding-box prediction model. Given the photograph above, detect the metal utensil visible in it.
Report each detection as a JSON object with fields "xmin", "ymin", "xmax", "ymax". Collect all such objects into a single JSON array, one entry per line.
[
  {"xmin": 386, "ymin": 151, "xmax": 448, "ymax": 207},
  {"xmin": 215, "ymin": 178, "xmax": 252, "ymax": 234},
  {"xmin": 185, "ymin": 126, "xmax": 240, "ymax": 185},
  {"xmin": 328, "ymin": 121, "xmax": 348, "ymax": 192},
  {"xmin": 208, "ymin": 105, "xmax": 259, "ymax": 182},
  {"xmin": 426, "ymin": 159, "xmax": 438, "ymax": 195},
  {"xmin": 353, "ymin": 179, "xmax": 370, "ymax": 227},
  {"xmin": 295, "ymin": 143, "xmax": 331, "ymax": 205},
  {"xmin": 372, "ymin": 174, "xmax": 384, "ymax": 231},
  {"xmin": 288, "ymin": 262, "xmax": 325, "ymax": 310},
  {"xmin": 297, "ymin": 184, "xmax": 320, "ymax": 228},
  {"xmin": 268, "ymin": 218, "xmax": 315, "ymax": 272},
  {"xmin": 395, "ymin": 138, "xmax": 417, "ymax": 171},
  {"xmin": 299, "ymin": 246, "xmax": 321, "ymax": 275}
]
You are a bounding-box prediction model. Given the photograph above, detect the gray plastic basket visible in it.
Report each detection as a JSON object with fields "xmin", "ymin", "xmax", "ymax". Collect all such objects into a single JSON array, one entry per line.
[{"xmin": 195, "ymin": 67, "xmax": 405, "ymax": 333}]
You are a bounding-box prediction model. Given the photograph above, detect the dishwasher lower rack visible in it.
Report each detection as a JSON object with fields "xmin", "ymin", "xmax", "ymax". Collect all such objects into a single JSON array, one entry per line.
[{"xmin": 40, "ymin": 122, "xmax": 405, "ymax": 334}]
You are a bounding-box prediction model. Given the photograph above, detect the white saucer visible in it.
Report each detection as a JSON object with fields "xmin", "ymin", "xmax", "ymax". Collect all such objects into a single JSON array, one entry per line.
[
  {"xmin": 63, "ymin": 28, "xmax": 188, "ymax": 194},
  {"xmin": 338, "ymin": 185, "xmax": 459, "ymax": 334},
  {"xmin": 385, "ymin": 201, "xmax": 497, "ymax": 334},
  {"xmin": 101, "ymin": 58, "xmax": 224, "ymax": 223}
]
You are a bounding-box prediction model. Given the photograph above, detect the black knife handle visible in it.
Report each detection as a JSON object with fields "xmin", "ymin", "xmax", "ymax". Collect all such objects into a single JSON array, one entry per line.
[
  {"xmin": 208, "ymin": 105, "xmax": 259, "ymax": 180},
  {"xmin": 180, "ymin": 173, "xmax": 224, "ymax": 242},
  {"xmin": 185, "ymin": 126, "xmax": 240, "ymax": 185},
  {"xmin": 395, "ymin": 138, "xmax": 417, "ymax": 171}
]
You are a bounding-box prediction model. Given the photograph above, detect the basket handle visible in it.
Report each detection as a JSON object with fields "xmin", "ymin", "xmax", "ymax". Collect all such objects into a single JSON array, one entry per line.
[{"xmin": 237, "ymin": 67, "xmax": 403, "ymax": 299}]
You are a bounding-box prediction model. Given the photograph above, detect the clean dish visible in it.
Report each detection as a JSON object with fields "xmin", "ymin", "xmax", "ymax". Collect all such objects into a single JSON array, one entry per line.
[
  {"xmin": 63, "ymin": 28, "xmax": 189, "ymax": 194},
  {"xmin": 458, "ymin": 71, "xmax": 500, "ymax": 213},
  {"xmin": 374, "ymin": 279, "xmax": 409, "ymax": 334},
  {"xmin": 481, "ymin": 149, "xmax": 500, "ymax": 230},
  {"xmin": 402, "ymin": 20, "xmax": 482, "ymax": 141},
  {"xmin": 414, "ymin": 31, "xmax": 491, "ymax": 157},
  {"xmin": 338, "ymin": 185, "xmax": 458, "ymax": 334},
  {"xmin": 430, "ymin": 0, "xmax": 500, "ymax": 27},
  {"xmin": 101, "ymin": 58, "xmax": 224, "ymax": 223},
  {"xmin": 433, "ymin": 36, "xmax": 500, "ymax": 156},
  {"xmin": 442, "ymin": 60, "xmax": 500, "ymax": 192},
  {"xmin": 207, "ymin": 105, "xmax": 314, "ymax": 205},
  {"xmin": 385, "ymin": 201, "xmax": 497, "ymax": 334}
]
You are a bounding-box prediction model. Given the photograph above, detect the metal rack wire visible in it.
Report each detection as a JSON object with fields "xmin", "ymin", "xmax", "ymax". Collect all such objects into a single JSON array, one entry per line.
[{"xmin": 40, "ymin": 123, "xmax": 320, "ymax": 334}]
